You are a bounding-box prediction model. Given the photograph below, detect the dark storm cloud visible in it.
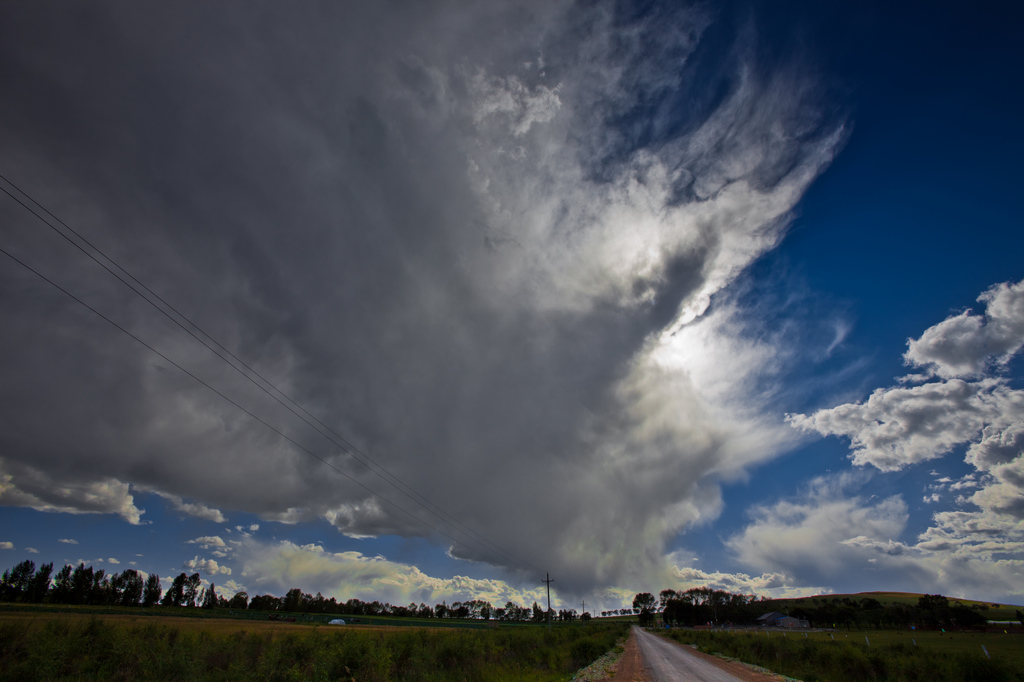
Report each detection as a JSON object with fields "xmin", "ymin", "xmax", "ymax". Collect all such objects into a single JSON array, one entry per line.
[{"xmin": 0, "ymin": 1, "xmax": 842, "ymax": 596}]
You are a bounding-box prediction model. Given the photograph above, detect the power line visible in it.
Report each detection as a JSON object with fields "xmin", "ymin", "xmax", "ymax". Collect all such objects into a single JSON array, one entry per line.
[
  {"xmin": 543, "ymin": 572, "xmax": 554, "ymax": 629},
  {"xmin": 0, "ymin": 175, "xmax": 538, "ymax": 574},
  {"xmin": 0, "ymin": 174, "xmax": 534, "ymax": 573},
  {"xmin": 0, "ymin": 177, "xmax": 523, "ymax": 569},
  {"xmin": 0, "ymin": 243, "xmax": 518, "ymax": 564}
]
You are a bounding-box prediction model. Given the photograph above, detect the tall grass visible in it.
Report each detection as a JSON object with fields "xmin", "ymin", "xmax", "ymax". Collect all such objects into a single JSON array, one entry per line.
[
  {"xmin": 666, "ymin": 629, "xmax": 1022, "ymax": 682},
  {"xmin": 0, "ymin": 616, "xmax": 626, "ymax": 681}
]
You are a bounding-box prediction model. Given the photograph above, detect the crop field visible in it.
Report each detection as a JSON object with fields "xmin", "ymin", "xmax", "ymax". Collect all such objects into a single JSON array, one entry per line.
[
  {"xmin": 0, "ymin": 611, "xmax": 344, "ymax": 636},
  {"xmin": 663, "ymin": 627, "xmax": 1024, "ymax": 681},
  {"xmin": 0, "ymin": 602, "xmax": 537, "ymax": 630},
  {"xmin": 0, "ymin": 610, "xmax": 627, "ymax": 681}
]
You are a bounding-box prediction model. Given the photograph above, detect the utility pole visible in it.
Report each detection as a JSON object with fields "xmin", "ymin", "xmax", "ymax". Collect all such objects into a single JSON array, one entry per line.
[
  {"xmin": 581, "ymin": 599, "xmax": 586, "ymax": 624},
  {"xmin": 543, "ymin": 572, "xmax": 554, "ymax": 630}
]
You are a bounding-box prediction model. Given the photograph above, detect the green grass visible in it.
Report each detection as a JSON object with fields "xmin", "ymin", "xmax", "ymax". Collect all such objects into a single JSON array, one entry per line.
[
  {"xmin": 0, "ymin": 602, "xmax": 542, "ymax": 629},
  {"xmin": 0, "ymin": 612, "xmax": 628, "ymax": 681},
  {"xmin": 661, "ymin": 628, "xmax": 1024, "ymax": 682}
]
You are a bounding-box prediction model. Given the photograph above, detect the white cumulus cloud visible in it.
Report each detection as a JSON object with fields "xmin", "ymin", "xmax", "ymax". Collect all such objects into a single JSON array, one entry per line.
[
  {"xmin": 236, "ymin": 538, "xmax": 561, "ymax": 609},
  {"xmin": 904, "ymin": 279, "xmax": 1024, "ymax": 378},
  {"xmin": 776, "ymin": 279, "xmax": 1024, "ymax": 602},
  {"xmin": 187, "ymin": 536, "xmax": 228, "ymax": 551},
  {"xmin": 184, "ymin": 556, "xmax": 232, "ymax": 576}
]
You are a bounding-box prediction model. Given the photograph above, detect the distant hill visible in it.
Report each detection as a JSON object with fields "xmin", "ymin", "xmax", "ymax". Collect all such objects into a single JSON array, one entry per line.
[{"xmin": 759, "ymin": 591, "xmax": 1023, "ymax": 622}]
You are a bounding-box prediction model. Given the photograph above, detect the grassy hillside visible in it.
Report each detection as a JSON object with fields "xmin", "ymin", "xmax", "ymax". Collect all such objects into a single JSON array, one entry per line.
[{"xmin": 761, "ymin": 592, "xmax": 1023, "ymax": 622}]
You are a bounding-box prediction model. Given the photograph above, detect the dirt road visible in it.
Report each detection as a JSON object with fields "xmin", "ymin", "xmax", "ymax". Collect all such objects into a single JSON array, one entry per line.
[
  {"xmin": 633, "ymin": 626, "xmax": 742, "ymax": 681},
  {"xmin": 631, "ymin": 626, "xmax": 787, "ymax": 682}
]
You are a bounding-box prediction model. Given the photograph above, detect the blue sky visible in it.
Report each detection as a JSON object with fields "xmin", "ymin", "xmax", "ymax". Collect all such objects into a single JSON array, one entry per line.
[{"xmin": 1, "ymin": 0, "xmax": 1022, "ymax": 610}]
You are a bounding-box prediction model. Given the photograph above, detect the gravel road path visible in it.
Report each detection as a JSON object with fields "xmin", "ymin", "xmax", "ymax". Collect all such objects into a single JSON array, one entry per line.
[
  {"xmin": 631, "ymin": 626, "xmax": 792, "ymax": 682},
  {"xmin": 634, "ymin": 626, "xmax": 744, "ymax": 682}
]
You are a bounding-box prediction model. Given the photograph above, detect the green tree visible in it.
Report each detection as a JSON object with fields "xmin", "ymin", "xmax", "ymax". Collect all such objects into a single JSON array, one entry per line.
[
  {"xmin": 1, "ymin": 560, "xmax": 35, "ymax": 601},
  {"xmin": 27, "ymin": 562, "xmax": 53, "ymax": 603},
  {"xmin": 142, "ymin": 573, "xmax": 161, "ymax": 607},
  {"xmin": 90, "ymin": 569, "xmax": 111, "ymax": 605},
  {"xmin": 633, "ymin": 592, "xmax": 656, "ymax": 626},
  {"xmin": 183, "ymin": 573, "xmax": 201, "ymax": 607},
  {"xmin": 118, "ymin": 569, "xmax": 144, "ymax": 607},
  {"xmin": 70, "ymin": 564, "xmax": 94, "ymax": 605},
  {"xmin": 201, "ymin": 583, "xmax": 218, "ymax": 609},
  {"xmin": 162, "ymin": 573, "xmax": 187, "ymax": 607},
  {"xmin": 248, "ymin": 594, "xmax": 281, "ymax": 611},
  {"xmin": 283, "ymin": 587, "xmax": 307, "ymax": 612},
  {"xmin": 51, "ymin": 564, "xmax": 73, "ymax": 604},
  {"xmin": 228, "ymin": 591, "xmax": 249, "ymax": 609},
  {"xmin": 918, "ymin": 594, "xmax": 949, "ymax": 610}
]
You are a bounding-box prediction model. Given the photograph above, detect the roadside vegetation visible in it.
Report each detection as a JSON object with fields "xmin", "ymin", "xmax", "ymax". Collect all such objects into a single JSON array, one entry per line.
[
  {"xmin": 665, "ymin": 628, "xmax": 1023, "ymax": 682},
  {"xmin": 0, "ymin": 614, "xmax": 627, "ymax": 681}
]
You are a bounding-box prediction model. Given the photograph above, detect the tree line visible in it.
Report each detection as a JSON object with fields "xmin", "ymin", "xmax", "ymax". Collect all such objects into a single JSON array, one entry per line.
[
  {"xmin": 0, "ymin": 559, "xmax": 210, "ymax": 608},
  {"xmin": 0, "ymin": 559, "xmax": 591, "ymax": 623},
  {"xmin": 623, "ymin": 588, "xmax": 766, "ymax": 627},
  {"xmin": 10, "ymin": 558, "xmax": 1006, "ymax": 630}
]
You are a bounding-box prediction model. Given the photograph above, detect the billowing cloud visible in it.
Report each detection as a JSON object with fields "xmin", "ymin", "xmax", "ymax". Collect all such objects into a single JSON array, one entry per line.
[
  {"xmin": 776, "ymin": 279, "xmax": 1024, "ymax": 602},
  {"xmin": 726, "ymin": 476, "xmax": 914, "ymax": 586},
  {"xmin": 0, "ymin": 1, "xmax": 842, "ymax": 597},
  {"xmin": 787, "ymin": 378, "xmax": 1012, "ymax": 471},
  {"xmin": 789, "ymin": 280, "xmax": 1024, "ymax": 525},
  {"xmin": 0, "ymin": 466, "xmax": 143, "ymax": 525},
  {"xmin": 150, "ymin": 492, "xmax": 226, "ymax": 524},
  {"xmin": 662, "ymin": 551, "xmax": 828, "ymax": 599},
  {"xmin": 184, "ymin": 556, "xmax": 232, "ymax": 576},
  {"xmin": 0, "ymin": 542, "xmax": 12, "ymax": 550},
  {"xmin": 904, "ymin": 280, "xmax": 1024, "ymax": 378},
  {"xmin": 218, "ymin": 579, "xmax": 247, "ymax": 600},
  {"xmin": 187, "ymin": 536, "xmax": 228, "ymax": 551},
  {"xmin": 726, "ymin": 476, "xmax": 1024, "ymax": 603},
  {"xmin": 236, "ymin": 539, "xmax": 554, "ymax": 608}
]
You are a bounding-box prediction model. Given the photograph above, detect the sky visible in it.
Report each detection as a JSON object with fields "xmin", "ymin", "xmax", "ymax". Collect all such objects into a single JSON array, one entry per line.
[{"xmin": 1, "ymin": 0, "xmax": 1022, "ymax": 612}]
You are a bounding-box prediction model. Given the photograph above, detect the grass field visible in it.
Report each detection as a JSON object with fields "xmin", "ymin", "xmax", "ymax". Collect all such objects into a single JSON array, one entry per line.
[
  {"xmin": 752, "ymin": 628, "xmax": 1024, "ymax": 668},
  {"xmin": 0, "ymin": 609, "xmax": 627, "ymax": 681},
  {"xmin": 664, "ymin": 627, "xmax": 1024, "ymax": 681},
  {"xmin": 0, "ymin": 603, "xmax": 525, "ymax": 629}
]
